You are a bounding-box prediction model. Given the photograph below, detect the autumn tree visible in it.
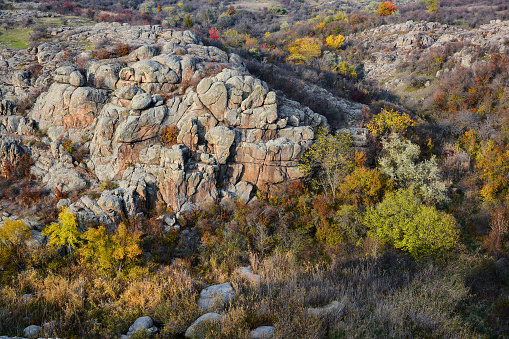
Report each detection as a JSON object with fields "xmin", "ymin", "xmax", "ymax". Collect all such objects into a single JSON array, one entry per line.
[
  {"xmin": 287, "ymin": 37, "xmax": 322, "ymax": 65},
  {"xmin": 326, "ymin": 34, "xmax": 345, "ymax": 50},
  {"xmin": 474, "ymin": 140, "xmax": 509, "ymax": 202},
  {"xmin": 339, "ymin": 167, "xmax": 392, "ymax": 207},
  {"xmin": 138, "ymin": 1, "xmax": 156, "ymax": 14},
  {"xmin": 315, "ymin": 205, "xmax": 366, "ymax": 246},
  {"xmin": 422, "ymin": 0, "xmax": 439, "ymax": 13},
  {"xmin": 299, "ymin": 128, "xmax": 354, "ymax": 197},
  {"xmin": 79, "ymin": 224, "xmax": 142, "ymax": 275},
  {"xmin": 0, "ymin": 219, "xmax": 31, "ymax": 276},
  {"xmin": 366, "ymin": 107, "xmax": 415, "ymax": 137},
  {"xmin": 42, "ymin": 207, "xmax": 81, "ymax": 254},
  {"xmin": 376, "ymin": 1, "xmax": 397, "ymax": 16},
  {"xmin": 364, "ymin": 189, "xmax": 459, "ymax": 260}
]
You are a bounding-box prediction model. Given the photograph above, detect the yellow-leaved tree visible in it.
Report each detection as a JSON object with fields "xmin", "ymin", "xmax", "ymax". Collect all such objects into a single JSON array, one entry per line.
[
  {"xmin": 287, "ymin": 37, "xmax": 322, "ymax": 65},
  {"xmin": 0, "ymin": 219, "xmax": 31, "ymax": 278},
  {"xmin": 326, "ymin": 34, "xmax": 345, "ymax": 50},
  {"xmin": 366, "ymin": 107, "xmax": 415, "ymax": 137},
  {"xmin": 79, "ymin": 223, "xmax": 142, "ymax": 276},
  {"xmin": 475, "ymin": 140, "xmax": 509, "ymax": 202},
  {"xmin": 42, "ymin": 207, "xmax": 81, "ymax": 254}
]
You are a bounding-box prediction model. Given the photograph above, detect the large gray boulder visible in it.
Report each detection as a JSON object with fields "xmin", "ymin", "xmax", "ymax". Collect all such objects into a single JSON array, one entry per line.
[
  {"xmin": 185, "ymin": 313, "xmax": 222, "ymax": 339},
  {"xmin": 250, "ymin": 326, "xmax": 275, "ymax": 339},
  {"xmin": 197, "ymin": 282, "xmax": 236, "ymax": 312},
  {"xmin": 131, "ymin": 92, "xmax": 152, "ymax": 110},
  {"xmin": 23, "ymin": 325, "xmax": 42, "ymax": 338}
]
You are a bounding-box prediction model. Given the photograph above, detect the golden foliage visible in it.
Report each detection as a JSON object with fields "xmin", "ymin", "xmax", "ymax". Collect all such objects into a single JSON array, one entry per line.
[
  {"xmin": 286, "ymin": 37, "xmax": 322, "ymax": 65},
  {"xmin": 325, "ymin": 34, "xmax": 345, "ymax": 50},
  {"xmin": 376, "ymin": 1, "xmax": 397, "ymax": 16},
  {"xmin": 79, "ymin": 224, "xmax": 142, "ymax": 275},
  {"xmin": 366, "ymin": 107, "xmax": 415, "ymax": 137},
  {"xmin": 42, "ymin": 207, "xmax": 81, "ymax": 253},
  {"xmin": 299, "ymin": 128, "xmax": 354, "ymax": 197}
]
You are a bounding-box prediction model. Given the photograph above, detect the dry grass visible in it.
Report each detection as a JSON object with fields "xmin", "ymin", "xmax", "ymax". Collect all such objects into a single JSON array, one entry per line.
[{"xmin": 0, "ymin": 263, "xmax": 200, "ymax": 338}]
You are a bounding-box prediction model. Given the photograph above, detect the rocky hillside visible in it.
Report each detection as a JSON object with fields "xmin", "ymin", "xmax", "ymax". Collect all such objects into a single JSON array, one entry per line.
[
  {"xmin": 0, "ymin": 23, "xmax": 365, "ymax": 225},
  {"xmin": 344, "ymin": 19, "xmax": 509, "ymax": 111}
]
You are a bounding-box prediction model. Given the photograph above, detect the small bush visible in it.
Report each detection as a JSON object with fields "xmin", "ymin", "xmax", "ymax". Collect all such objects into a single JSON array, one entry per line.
[
  {"xmin": 161, "ymin": 125, "xmax": 179, "ymax": 146},
  {"xmin": 100, "ymin": 177, "xmax": 119, "ymax": 191},
  {"xmin": 79, "ymin": 223, "xmax": 142, "ymax": 276}
]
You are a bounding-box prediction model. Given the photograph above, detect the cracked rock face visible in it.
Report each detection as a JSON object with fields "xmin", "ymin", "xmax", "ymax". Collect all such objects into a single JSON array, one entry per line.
[{"xmin": 0, "ymin": 22, "xmax": 348, "ymax": 224}]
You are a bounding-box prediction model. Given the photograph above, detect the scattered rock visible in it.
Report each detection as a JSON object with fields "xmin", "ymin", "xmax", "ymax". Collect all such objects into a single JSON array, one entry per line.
[
  {"xmin": 185, "ymin": 313, "xmax": 222, "ymax": 339},
  {"xmin": 198, "ymin": 282, "xmax": 236, "ymax": 312},
  {"xmin": 307, "ymin": 301, "xmax": 343, "ymax": 317},
  {"xmin": 126, "ymin": 316, "xmax": 158, "ymax": 336},
  {"xmin": 237, "ymin": 266, "xmax": 261, "ymax": 284},
  {"xmin": 23, "ymin": 325, "xmax": 42, "ymax": 338},
  {"xmin": 56, "ymin": 198, "xmax": 71, "ymax": 209},
  {"xmin": 250, "ymin": 326, "xmax": 276, "ymax": 339}
]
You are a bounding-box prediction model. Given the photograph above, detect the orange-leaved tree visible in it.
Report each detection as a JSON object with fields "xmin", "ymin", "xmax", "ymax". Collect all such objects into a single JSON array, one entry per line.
[
  {"xmin": 475, "ymin": 140, "xmax": 509, "ymax": 202},
  {"xmin": 377, "ymin": 1, "xmax": 397, "ymax": 16}
]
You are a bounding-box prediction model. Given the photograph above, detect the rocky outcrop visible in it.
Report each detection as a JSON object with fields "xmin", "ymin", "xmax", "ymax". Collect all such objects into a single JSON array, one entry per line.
[
  {"xmin": 24, "ymin": 24, "xmax": 330, "ymax": 215},
  {"xmin": 349, "ymin": 20, "xmax": 509, "ymax": 86}
]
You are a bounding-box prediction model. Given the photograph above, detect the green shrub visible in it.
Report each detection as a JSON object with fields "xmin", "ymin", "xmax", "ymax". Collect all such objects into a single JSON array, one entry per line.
[
  {"xmin": 364, "ymin": 189, "xmax": 459, "ymax": 260},
  {"xmin": 378, "ymin": 133, "xmax": 449, "ymax": 205}
]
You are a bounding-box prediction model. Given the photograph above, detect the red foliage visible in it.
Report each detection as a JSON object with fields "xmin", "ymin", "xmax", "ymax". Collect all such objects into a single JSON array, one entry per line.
[
  {"xmin": 20, "ymin": 183, "xmax": 42, "ymax": 207},
  {"xmin": 209, "ymin": 27, "xmax": 220, "ymax": 40},
  {"xmin": 52, "ymin": 187, "xmax": 67, "ymax": 201},
  {"xmin": 113, "ymin": 42, "xmax": 131, "ymax": 57},
  {"xmin": 377, "ymin": 1, "xmax": 397, "ymax": 16},
  {"xmin": 226, "ymin": 5, "xmax": 236, "ymax": 15},
  {"xmin": 483, "ymin": 207, "xmax": 509, "ymax": 255},
  {"xmin": 2, "ymin": 153, "xmax": 33, "ymax": 181},
  {"xmin": 311, "ymin": 194, "xmax": 334, "ymax": 217},
  {"xmin": 97, "ymin": 13, "xmax": 111, "ymax": 22}
]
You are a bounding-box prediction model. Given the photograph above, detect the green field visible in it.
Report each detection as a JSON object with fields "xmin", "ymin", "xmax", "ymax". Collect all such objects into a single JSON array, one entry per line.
[{"xmin": 0, "ymin": 28, "xmax": 32, "ymax": 49}]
